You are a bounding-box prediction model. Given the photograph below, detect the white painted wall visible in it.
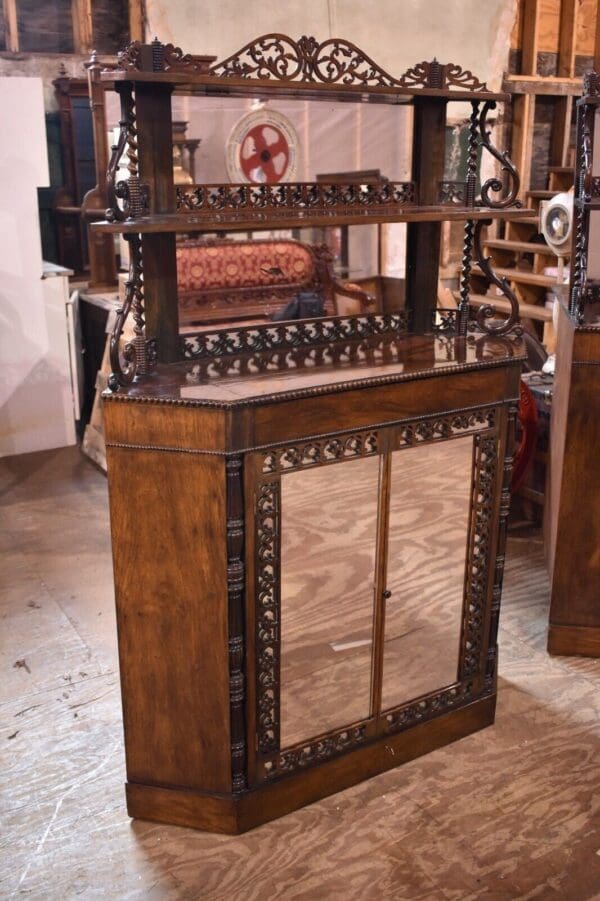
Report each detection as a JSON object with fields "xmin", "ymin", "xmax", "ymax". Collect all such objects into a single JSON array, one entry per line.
[
  {"xmin": 141, "ymin": 0, "xmax": 516, "ymax": 278},
  {"xmin": 145, "ymin": 0, "xmax": 517, "ymax": 93},
  {"xmin": 0, "ymin": 78, "xmax": 77, "ymax": 458}
]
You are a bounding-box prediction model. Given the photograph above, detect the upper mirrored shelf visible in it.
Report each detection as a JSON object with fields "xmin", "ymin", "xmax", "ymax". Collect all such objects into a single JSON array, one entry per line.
[
  {"xmin": 93, "ymin": 204, "xmax": 535, "ymax": 234},
  {"xmin": 94, "ymin": 35, "xmax": 510, "ymax": 103}
]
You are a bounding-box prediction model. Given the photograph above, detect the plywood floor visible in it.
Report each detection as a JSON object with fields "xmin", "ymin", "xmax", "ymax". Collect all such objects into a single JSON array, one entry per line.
[{"xmin": 1, "ymin": 447, "xmax": 599, "ymax": 900}]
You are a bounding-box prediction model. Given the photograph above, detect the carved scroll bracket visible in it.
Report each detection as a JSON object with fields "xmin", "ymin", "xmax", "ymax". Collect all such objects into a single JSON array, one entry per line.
[
  {"xmin": 105, "ymin": 82, "xmax": 149, "ymax": 223},
  {"xmin": 108, "ymin": 234, "xmax": 150, "ymax": 391},
  {"xmin": 471, "ymin": 219, "xmax": 522, "ymax": 337},
  {"xmin": 479, "ymin": 101, "xmax": 521, "ymax": 209}
]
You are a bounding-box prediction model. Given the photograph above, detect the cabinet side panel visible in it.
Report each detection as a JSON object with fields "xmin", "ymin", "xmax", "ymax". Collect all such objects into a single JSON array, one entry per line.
[
  {"xmin": 549, "ymin": 359, "xmax": 600, "ymax": 629},
  {"xmin": 106, "ymin": 445, "xmax": 232, "ymax": 793}
]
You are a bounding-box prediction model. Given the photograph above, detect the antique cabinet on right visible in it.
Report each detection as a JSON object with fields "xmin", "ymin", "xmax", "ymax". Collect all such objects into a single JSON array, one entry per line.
[{"xmin": 547, "ymin": 71, "xmax": 600, "ymax": 658}]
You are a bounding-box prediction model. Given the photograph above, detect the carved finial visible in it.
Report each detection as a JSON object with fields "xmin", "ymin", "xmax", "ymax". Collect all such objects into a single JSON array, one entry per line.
[
  {"xmin": 58, "ymin": 62, "xmax": 68, "ymax": 76},
  {"xmin": 428, "ymin": 59, "xmax": 444, "ymax": 88},
  {"xmin": 151, "ymin": 36, "xmax": 164, "ymax": 71},
  {"xmin": 583, "ymin": 69, "xmax": 600, "ymax": 96}
]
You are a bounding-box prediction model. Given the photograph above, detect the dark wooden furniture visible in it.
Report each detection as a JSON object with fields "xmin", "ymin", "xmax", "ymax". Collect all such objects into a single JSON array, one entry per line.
[
  {"xmin": 92, "ymin": 34, "xmax": 529, "ymax": 833},
  {"xmin": 53, "ymin": 69, "xmax": 117, "ymax": 290},
  {"xmin": 546, "ymin": 70, "xmax": 600, "ymax": 658}
]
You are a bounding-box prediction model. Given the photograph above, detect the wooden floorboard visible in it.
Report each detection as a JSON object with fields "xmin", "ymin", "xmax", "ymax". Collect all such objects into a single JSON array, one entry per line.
[{"xmin": 1, "ymin": 447, "xmax": 599, "ymax": 899}]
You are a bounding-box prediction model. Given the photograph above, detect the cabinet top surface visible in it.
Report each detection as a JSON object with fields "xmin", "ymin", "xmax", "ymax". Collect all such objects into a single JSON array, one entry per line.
[{"xmin": 105, "ymin": 330, "xmax": 525, "ymax": 409}]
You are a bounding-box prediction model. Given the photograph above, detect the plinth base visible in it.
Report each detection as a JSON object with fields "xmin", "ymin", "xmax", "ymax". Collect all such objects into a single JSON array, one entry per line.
[
  {"xmin": 548, "ymin": 624, "xmax": 600, "ymax": 658},
  {"xmin": 126, "ymin": 693, "xmax": 496, "ymax": 834}
]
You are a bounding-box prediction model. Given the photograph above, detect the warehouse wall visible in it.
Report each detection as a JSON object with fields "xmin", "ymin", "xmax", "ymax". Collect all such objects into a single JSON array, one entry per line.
[{"xmin": 145, "ymin": 0, "xmax": 517, "ymax": 93}]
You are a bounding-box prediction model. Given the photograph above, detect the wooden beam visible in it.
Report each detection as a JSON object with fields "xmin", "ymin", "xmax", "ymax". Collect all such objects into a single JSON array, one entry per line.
[
  {"xmin": 503, "ymin": 74, "xmax": 582, "ymax": 95},
  {"xmin": 129, "ymin": 0, "xmax": 144, "ymax": 43},
  {"xmin": 510, "ymin": 93, "xmax": 536, "ymax": 199},
  {"xmin": 72, "ymin": 0, "xmax": 92, "ymax": 53},
  {"xmin": 521, "ymin": 0, "xmax": 540, "ymax": 75},
  {"xmin": 2, "ymin": 0, "xmax": 18, "ymax": 52},
  {"xmin": 557, "ymin": 0, "xmax": 579, "ymax": 77},
  {"xmin": 550, "ymin": 95, "xmax": 573, "ymax": 167}
]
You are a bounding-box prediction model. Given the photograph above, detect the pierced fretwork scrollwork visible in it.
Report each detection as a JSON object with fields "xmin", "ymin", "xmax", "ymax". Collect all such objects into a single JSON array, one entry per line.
[
  {"xmin": 462, "ymin": 435, "xmax": 498, "ymax": 678},
  {"xmin": 213, "ymin": 34, "xmax": 400, "ymax": 86},
  {"xmin": 108, "ymin": 234, "xmax": 148, "ymax": 391},
  {"xmin": 262, "ymin": 430, "xmax": 378, "ymax": 474},
  {"xmin": 106, "ymin": 84, "xmax": 149, "ymax": 223},
  {"xmin": 117, "ymin": 38, "xmax": 215, "ymax": 73},
  {"xmin": 181, "ymin": 313, "xmax": 409, "ymax": 360},
  {"xmin": 256, "ymin": 482, "xmax": 280, "ymax": 755},
  {"xmin": 264, "ymin": 726, "xmax": 368, "ymax": 778},
  {"xmin": 211, "ymin": 35, "xmax": 488, "ymax": 93},
  {"xmin": 384, "ymin": 682, "xmax": 474, "ymax": 734},
  {"xmin": 471, "ymin": 219, "xmax": 522, "ymax": 336},
  {"xmin": 394, "ymin": 409, "xmax": 495, "ymax": 449},
  {"xmin": 176, "ymin": 180, "xmax": 416, "ymax": 222},
  {"xmin": 478, "ymin": 101, "xmax": 520, "ymax": 209}
]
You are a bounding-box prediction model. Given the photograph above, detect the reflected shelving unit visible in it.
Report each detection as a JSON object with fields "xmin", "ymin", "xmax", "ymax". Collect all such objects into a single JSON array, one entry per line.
[{"xmin": 93, "ymin": 34, "xmax": 529, "ymax": 833}]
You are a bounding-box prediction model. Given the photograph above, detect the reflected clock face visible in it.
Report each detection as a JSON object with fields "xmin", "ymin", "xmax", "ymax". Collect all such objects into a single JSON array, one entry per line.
[
  {"xmin": 227, "ymin": 109, "xmax": 299, "ymax": 184},
  {"xmin": 541, "ymin": 193, "xmax": 574, "ymax": 254},
  {"xmin": 546, "ymin": 205, "xmax": 570, "ymax": 242}
]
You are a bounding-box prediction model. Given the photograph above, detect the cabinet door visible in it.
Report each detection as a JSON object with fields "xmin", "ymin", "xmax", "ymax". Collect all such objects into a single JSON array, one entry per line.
[
  {"xmin": 380, "ymin": 437, "xmax": 473, "ymax": 711},
  {"xmin": 278, "ymin": 455, "xmax": 380, "ymax": 747},
  {"xmin": 248, "ymin": 435, "xmax": 382, "ymax": 783},
  {"xmin": 247, "ymin": 414, "xmax": 501, "ymax": 784}
]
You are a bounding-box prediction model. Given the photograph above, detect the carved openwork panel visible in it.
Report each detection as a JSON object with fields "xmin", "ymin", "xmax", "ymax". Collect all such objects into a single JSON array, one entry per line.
[
  {"xmin": 264, "ymin": 725, "xmax": 369, "ymax": 779},
  {"xmin": 210, "ymin": 35, "xmax": 488, "ymax": 93},
  {"xmin": 176, "ymin": 181, "xmax": 417, "ymax": 220},
  {"xmin": 384, "ymin": 681, "xmax": 474, "ymax": 734},
  {"xmin": 393, "ymin": 409, "xmax": 495, "ymax": 449},
  {"xmin": 262, "ymin": 430, "xmax": 378, "ymax": 474},
  {"xmin": 255, "ymin": 481, "xmax": 280, "ymax": 754},
  {"xmin": 181, "ymin": 313, "xmax": 410, "ymax": 360},
  {"xmin": 461, "ymin": 435, "xmax": 498, "ymax": 678}
]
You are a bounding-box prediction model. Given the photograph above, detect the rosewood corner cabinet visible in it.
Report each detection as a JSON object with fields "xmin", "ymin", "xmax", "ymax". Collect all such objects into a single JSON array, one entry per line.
[{"xmin": 93, "ymin": 34, "xmax": 529, "ymax": 833}]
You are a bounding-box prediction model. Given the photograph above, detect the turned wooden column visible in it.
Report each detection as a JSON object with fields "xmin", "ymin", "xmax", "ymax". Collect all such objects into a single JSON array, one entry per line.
[
  {"xmin": 135, "ymin": 82, "xmax": 179, "ymax": 363},
  {"xmin": 405, "ymin": 97, "xmax": 447, "ymax": 334}
]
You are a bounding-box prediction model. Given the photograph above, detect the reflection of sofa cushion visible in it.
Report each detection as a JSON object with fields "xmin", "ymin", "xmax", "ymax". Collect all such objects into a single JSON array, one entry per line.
[
  {"xmin": 176, "ymin": 237, "xmax": 375, "ymax": 325},
  {"xmin": 177, "ymin": 240, "xmax": 315, "ymax": 293}
]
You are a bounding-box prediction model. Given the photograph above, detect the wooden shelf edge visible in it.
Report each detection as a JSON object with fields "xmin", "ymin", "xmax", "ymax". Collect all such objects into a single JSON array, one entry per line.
[
  {"xmin": 461, "ymin": 293, "xmax": 553, "ymax": 321},
  {"xmin": 92, "ymin": 206, "xmax": 537, "ymax": 235},
  {"xmin": 503, "ymin": 74, "xmax": 582, "ymax": 96}
]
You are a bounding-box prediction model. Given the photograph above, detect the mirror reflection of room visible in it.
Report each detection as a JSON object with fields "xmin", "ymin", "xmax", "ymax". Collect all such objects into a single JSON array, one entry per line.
[{"xmin": 106, "ymin": 92, "xmax": 412, "ymax": 327}]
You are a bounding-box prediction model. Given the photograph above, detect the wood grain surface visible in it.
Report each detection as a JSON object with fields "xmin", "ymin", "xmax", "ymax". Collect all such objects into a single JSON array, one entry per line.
[{"xmin": 1, "ymin": 447, "xmax": 599, "ymax": 898}]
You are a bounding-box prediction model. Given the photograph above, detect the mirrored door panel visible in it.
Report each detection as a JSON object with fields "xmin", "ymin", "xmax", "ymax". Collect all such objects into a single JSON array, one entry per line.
[
  {"xmin": 381, "ymin": 438, "xmax": 473, "ymax": 711},
  {"xmin": 279, "ymin": 456, "xmax": 381, "ymax": 748}
]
